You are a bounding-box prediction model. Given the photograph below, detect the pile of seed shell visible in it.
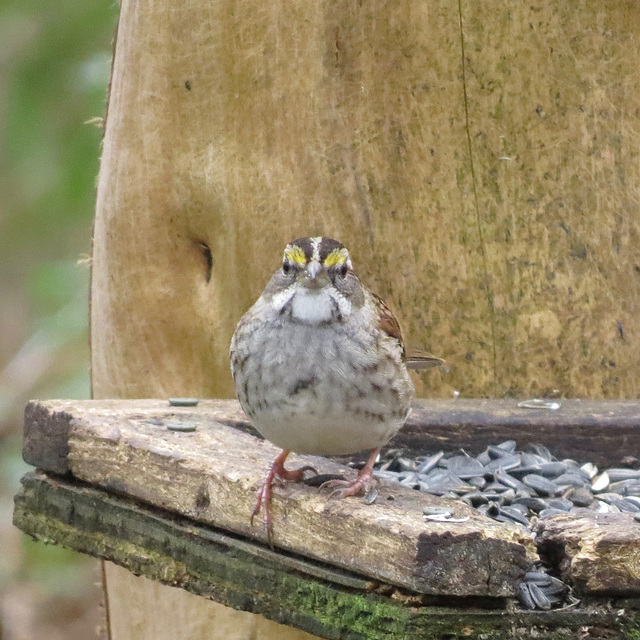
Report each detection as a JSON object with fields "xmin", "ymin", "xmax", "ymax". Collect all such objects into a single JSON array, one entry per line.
[
  {"xmin": 374, "ymin": 440, "xmax": 640, "ymax": 523},
  {"xmin": 370, "ymin": 440, "xmax": 640, "ymax": 610}
]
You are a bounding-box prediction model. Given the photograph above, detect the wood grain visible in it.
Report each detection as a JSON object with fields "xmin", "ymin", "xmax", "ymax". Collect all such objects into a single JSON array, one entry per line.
[
  {"xmin": 401, "ymin": 398, "xmax": 640, "ymax": 467},
  {"xmin": 91, "ymin": 0, "xmax": 640, "ymax": 402},
  {"xmin": 534, "ymin": 512, "xmax": 640, "ymax": 595},
  {"xmin": 23, "ymin": 399, "xmax": 536, "ymax": 597},
  {"xmin": 103, "ymin": 564, "xmax": 320, "ymax": 640},
  {"xmin": 25, "ymin": 398, "xmax": 640, "ymax": 473},
  {"xmin": 14, "ymin": 472, "xmax": 640, "ymax": 640}
]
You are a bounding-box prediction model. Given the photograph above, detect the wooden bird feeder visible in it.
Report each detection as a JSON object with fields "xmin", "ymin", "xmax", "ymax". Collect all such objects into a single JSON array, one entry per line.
[{"xmin": 13, "ymin": 398, "xmax": 640, "ymax": 639}]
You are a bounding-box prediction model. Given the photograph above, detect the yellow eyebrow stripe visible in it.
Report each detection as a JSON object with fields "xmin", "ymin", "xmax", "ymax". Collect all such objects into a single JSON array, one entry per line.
[
  {"xmin": 323, "ymin": 248, "xmax": 349, "ymax": 267},
  {"xmin": 284, "ymin": 245, "xmax": 307, "ymax": 265}
]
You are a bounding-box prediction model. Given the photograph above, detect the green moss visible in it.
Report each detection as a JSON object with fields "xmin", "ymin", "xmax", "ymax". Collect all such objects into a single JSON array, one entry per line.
[{"xmin": 13, "ymin": 474, "xmax": 640, "ymax": 640}]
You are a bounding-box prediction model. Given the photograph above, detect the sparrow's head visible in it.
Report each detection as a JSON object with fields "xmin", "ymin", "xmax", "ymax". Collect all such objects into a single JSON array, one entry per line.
[
  {"xmin": 283, "ymin": 237, "xmax": 352, "ymax": 288},
  {"xmin": 264, "ymin": 237, "xmax": 364, "ymax": 321}
]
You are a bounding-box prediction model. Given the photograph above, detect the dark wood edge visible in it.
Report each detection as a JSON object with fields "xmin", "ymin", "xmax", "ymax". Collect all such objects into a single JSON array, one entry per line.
[
  {"xmin": 23, "ymin": 402, "xmax": 72, "ymax": 473},
  {"xmin": 395, "ymin": 400, "xmax": 640, "ymax": 466},
  {"xmin": 13, "ymin": 472, "xmax": 640, "ymax": 640}
]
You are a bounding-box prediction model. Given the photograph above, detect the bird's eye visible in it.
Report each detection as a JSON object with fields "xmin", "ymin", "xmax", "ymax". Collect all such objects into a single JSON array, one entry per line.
[
  {"xmin": 338, "ymin": 264, "xmax": 348, "ymax": 277},
  {"xmin": 282, "ymin": 261, "xmax": 292, "ymax": 274}
]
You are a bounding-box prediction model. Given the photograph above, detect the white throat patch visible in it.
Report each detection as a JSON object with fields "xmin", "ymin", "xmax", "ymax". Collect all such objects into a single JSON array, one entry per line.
[
  {"xmin": 271, "ymin": 287, "xmax": 352, "ymax": 324},
  {"xmin": 291, "ymin": 289, "xmax": 336, "ymax": 323}
]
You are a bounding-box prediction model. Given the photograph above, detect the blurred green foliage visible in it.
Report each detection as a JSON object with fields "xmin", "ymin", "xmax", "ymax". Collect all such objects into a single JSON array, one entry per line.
[
  {"xmin": 0, "ymin": 0, "xmax": 119, "ymax": 633},
  {"xmin": 0, "ymin": 0, "xmax": 117, "ymax": 424}
]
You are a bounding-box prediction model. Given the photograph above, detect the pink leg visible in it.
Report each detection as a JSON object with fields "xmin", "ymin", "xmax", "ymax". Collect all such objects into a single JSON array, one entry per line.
[
  {"xmin": 251, "ymin": 449, "xmax": 317, "ymax": 545},
  {"xmin": 322, "ymin": 448, "xmax": 380, "ymax": 499}
]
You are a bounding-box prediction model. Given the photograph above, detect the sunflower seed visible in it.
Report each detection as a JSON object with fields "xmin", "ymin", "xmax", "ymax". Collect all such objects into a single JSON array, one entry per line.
[
  {"xmin": 424, "ymin": 513, "xmax": 471, "ymax": 523},
  {"xmin": 166, "ymin": 421, "xmax": 197, "ymax": 432},
  {"xmin": 305, "ymin": 473, "xmax": 345, "ymax": 487},
  {"xmin": 609, "ymin": 480, "xmax": 640, "ymax": 495},
  {"xmin": 595, "ymin": 500, "xmax": 614, "ymax": 513},
  {"xmin": 495, "ymin": 439, "xmax": 518, "ymax": 452},
  {"xmin": 461, "ymin": 491, "xmax": 489, "ymax": 507},
  {"xmin": 607, "ymin": 468, "xmax": 640, "ymax": 482},
  {"xmin": 528, "ymin": 582, "xmax": 552, "ymax": 609},
  {"xmin": 421, "ymin": 472, "xmax": 470, "ymax": 495},
  {"xmin": 509, "ymin": 465, "xmax": 543, "ymax": 479},
  {"xmin": 524, "ymin": 571, "xmax": 552, "ymax": 586},
  {"xmin": 539, "ymin": 507, "xmax": 567, "ymax": 519},
  {"xmin": 518, "ymin": 583, "xmax": 536, "ymax": 609},
  {"xmin": 544, "ymin": 576, "xmax": 568, "ymax": 596},
  {"xmin": 509, "ymin": 503, "xmax": 529, "ymax": 515},
  {"xmin": 517, "ymin": 399, "xmax": 561, "ymax": 411},
  {"xmin": 373, "ymin": 470, "xmax": 400, "ymax": 483},
  {"xmin": 555, "ymin": 472, "xmax": 590, "ymax": 488},
  {"xmin": 546, "ymin": 497, "xmax": 573, "ymax": 512},
  {"xmin": 500, "ymin": 489, "xmax": 517, "ymax": 505},
  {"xmin": 397, "ymin": 457, "xmax": 417, "ymax": 472},
  {"xmin": 168, "ymin": 397, "xmax": 199, "ymax": 406},
  {"xmin": 484, "ymin": 481, "xmax": 510, "ymax": 493},
  {"xmin": 580, "ymin": 462, "xmax": 598, "ymax": 479},
  {"xmin": 422, "ymin": 506, "xmax": 452, "ymax": 516},
  {"xmin": 610, "ymin": 497, "xmax": 639, "ymax": 513},
  {"xmin": 538, "ymin": 462, "xmax": 569, "ymax": 478},
  {"xmin": 363, "ymin": 488, "xmax": 379, "ymax": 504},
  {"xmin": 468, "ymin": 475, "xmax": 488, "ymax": 490},
  {"xmin": 446, "ymin": 455, "xmax": 486, "ymax": 479},
  {"xmin": 417, "ymin": 451, "xmax": 444, "ymax": 474},
  {"xmin": 485, "ymin": 454, "xmax": 521, "ymax": 472},
  {"xmin": 523, "ymin": 474, "xmax": 561, "ymax": 496},
  {"xmin": 530, "ymin": 444, "xmax": 554, "ymax": 461},
  {"xmin": 399, "ymin": 473, "xmax": 419, "ymax": 488},
  {"xmin": 592, "ymin": 472, "xmax": 610, "ymax": 492},
  {"xmin": 566, "ymin": 487, "xmax": 594, "ymax": 507},
  {"xmin": 520, "ymin": 453, "xmax": 547, "ymax": 466},
  {"xmin": 499, "ymin": 506, "xmax": 530, "ymax": 525},
  {"xmin": 487, "ymin": 445, "xmax": 516, "ymax": 459},
  {"xmin": 371, "ymin": 436, "xmax": 640, "ymax": 576},
  {"xmin": 494, "ymin": 471, "xmax": 530, "ymax": 493},
  {"xmin": 513, "ymin": 496, "xmax": 548, "ymax": 513}
]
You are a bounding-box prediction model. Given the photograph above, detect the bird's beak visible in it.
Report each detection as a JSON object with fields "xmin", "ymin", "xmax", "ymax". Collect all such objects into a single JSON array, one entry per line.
[
  {"xmin": 300, "ymin": 260, "xmax": 329, "ymax": 289},
  {"xmin": 307, "ymin": 260, "xmax": 321, "ymax": 279}
]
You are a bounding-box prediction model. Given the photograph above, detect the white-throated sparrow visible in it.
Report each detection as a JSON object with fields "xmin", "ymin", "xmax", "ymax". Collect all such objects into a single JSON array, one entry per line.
[{"xmin": 230, "ymin": 237, "xmax": 441, "ymax": 541}]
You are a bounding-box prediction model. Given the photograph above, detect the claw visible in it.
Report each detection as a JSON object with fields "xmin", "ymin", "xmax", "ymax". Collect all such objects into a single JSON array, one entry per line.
[
  {"xmin": 252, "ymin": 450, "xmax": 317, "ymax": 544},
  {"xmin": 321, "ymin": 447, "xmax": 380, "ymax": 501},
  {"xmin": 251, "ymin": 448, "xmax": 380, "ymax": 542}
]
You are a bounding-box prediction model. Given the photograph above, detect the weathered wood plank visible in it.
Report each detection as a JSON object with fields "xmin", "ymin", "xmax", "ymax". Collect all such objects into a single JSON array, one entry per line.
[
  {"xmin": 22, "ymin": 399, "xmax": 535, "ymax": 597},
  {"xmin": 13, "ymin": 472, "xmax": 640, "ymax": 640},
  {"xmin": 402, "ymin": 399, "xmax": 640, "ymax": 467},
  {"xmin": 24, "ymin": 398, "xmax": 640, "ymax": 473},
  {"xmin": 534, "ymin": 512, "xmax": 640, "ymax": 595}
]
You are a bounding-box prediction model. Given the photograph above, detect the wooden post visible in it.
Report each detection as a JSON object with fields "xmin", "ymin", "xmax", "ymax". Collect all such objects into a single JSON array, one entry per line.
[{"xmin": 91, "ymin": 0, "xmax": 640, "ymax": 637}]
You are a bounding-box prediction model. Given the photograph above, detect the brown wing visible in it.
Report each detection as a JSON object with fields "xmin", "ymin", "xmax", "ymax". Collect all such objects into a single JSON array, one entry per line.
[{"xmin": 370, "ymin": 291, "xmax": 407, "ymax": 361}]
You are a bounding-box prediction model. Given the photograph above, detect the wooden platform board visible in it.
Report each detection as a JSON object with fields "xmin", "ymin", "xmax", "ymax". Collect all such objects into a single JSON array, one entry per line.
[
  {"xmin": 20, "ymin": 399, "xmax": 538, "ymax": 597},
  {"xmin": 13, "ymin": 398, "xmax": 640, "ymax": 639},
  {"xmin": 14, "ymin": 472, "xmax": 640, "ymax": 640}
]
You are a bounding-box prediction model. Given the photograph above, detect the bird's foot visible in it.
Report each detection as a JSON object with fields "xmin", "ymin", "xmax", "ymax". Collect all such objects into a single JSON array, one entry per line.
[
  {"xmin": 322, "ymin": 466, "xmax": 377, "ymax": 499},
  {"xmin": 321, "ymin": 447, "xmax": 380, "ymax": 499},
  {"xmin": 251, "ymin": 450, "xmax": 317, "ymax": 546}
]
